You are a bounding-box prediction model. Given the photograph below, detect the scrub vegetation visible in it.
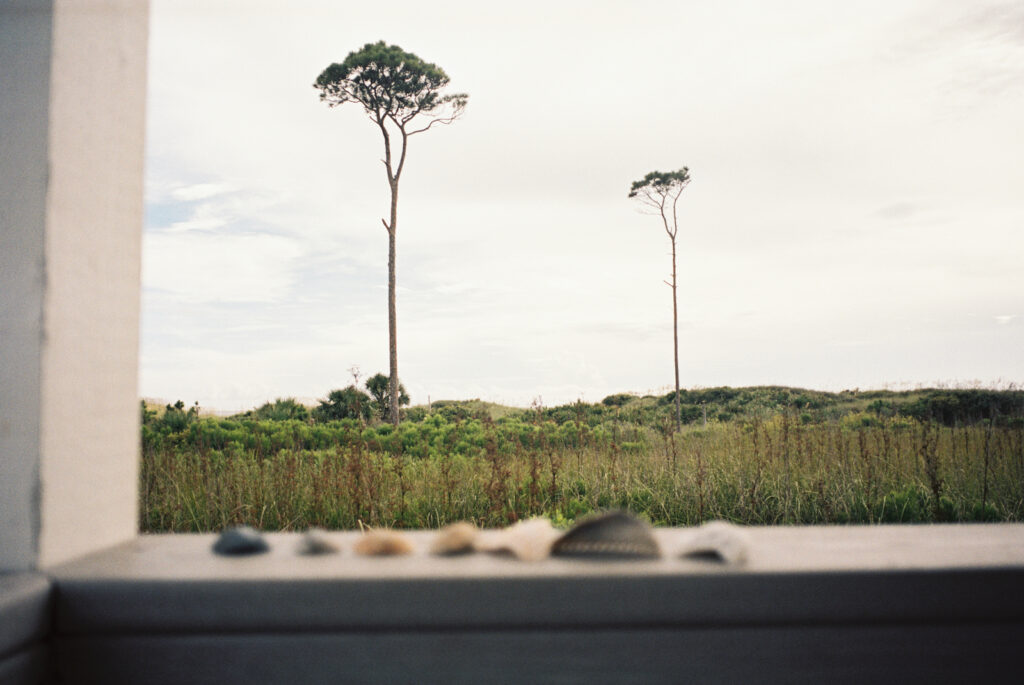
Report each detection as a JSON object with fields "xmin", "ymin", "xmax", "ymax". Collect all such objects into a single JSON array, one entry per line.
[{"xmin": 139, "ymin": 386, "xmax": 1024, "ymax": 532}]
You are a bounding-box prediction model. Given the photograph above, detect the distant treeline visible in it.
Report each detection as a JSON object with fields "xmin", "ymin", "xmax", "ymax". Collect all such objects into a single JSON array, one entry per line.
[
  {"xmin": 624, "ymin": 386, "xmax": 1024, "ymax": 428},
  {"xmin": 141, "ymin": 387, "xmax": 1024, "ymax": 461}
]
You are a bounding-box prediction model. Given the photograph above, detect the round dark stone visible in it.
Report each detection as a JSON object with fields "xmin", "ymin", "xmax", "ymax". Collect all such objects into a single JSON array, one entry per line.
[{"xmin": 212, "ymin": 526, "xmax": 270, "ymax": 556}]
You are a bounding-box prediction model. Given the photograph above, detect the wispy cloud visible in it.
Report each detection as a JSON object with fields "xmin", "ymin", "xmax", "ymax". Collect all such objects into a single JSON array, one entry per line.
[
  {"xmin": 167, "ymin": 216, "xmax": 228, "ymax": 233},
  {"xmin": 143, "ymin": 232, "xmax": 304, "ymax": 303},
  {"xmin": 891, "ymin": 1, "xmax": 1024, "ymax": 102},
  {"xmin": 873, "ymin": 202, "xmax": 920, "ymax": 221},
  {"xmin": 170, "ymin": 182, "xmax": 238, "ymax": 202}
]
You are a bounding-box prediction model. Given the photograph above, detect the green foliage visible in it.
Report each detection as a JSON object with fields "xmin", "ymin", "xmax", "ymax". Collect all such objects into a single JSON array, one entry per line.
[
  {"xmin": 403, "ymin": 406, "xmax": 429, "ymax": 422},
  {"xmin": 601, "ymin": 393, "xmax": 635, "ymax": 407},
  {"xmin": 431, "ymin": 399, "xmax": 512, "ymax": 422},
  {"xmin": 435, "ymin": 403, "xmax": 474, "ymax": 423},
  {"xmin": 139, "ymin": 386, "xmax": 1024, "ymax": 532},
  {"xmin": 876, "ymin": 485, "xmax": 929, "ymax": 522},
  {"xmin": 365, "ymin": 373, "xmax": 410, "ymax": 421},
  {"xmin": 898, "ymin": 389, "xmax": 1024, "ymax": 426},
  {"xmin": 159, "ymin": 400, "xmax": 199, "ymax": 433},
  {"xmin": 314, "ymin": 41, "xmax": 468, "ymax": 123},
  {"xmin": 628, "ymin": 168, "xmax": 691, "ymax": 199},
  {"xmin": 313, "ymin": 386, "xmax": 372, "ymax": 422},
  {"xmin": 971, "ymin": 501, "xmax": 1002, "ymax": 522},
  {"xmin": 867, "ymin": 399, "xmax": 897, "ymax": 419},
  {"xmin": 251, "ymin": 398, "xmax": 310, "ymax": 422},
  {"xmin": 140, "ymin": 400, "xmax": 156, "ymax": 426}
]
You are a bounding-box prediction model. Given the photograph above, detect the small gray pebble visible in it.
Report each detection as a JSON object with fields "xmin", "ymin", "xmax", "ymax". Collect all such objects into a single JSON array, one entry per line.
[
  {"xmin": 213, "ymin": 526, "xmax": 269, "ymax": 556},
  {"xmin": 298, "ymin": 528, "xmax": 340, "ymax": 555}
]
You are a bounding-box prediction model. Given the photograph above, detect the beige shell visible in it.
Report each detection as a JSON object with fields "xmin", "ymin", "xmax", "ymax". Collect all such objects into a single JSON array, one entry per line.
[
  {"xmin": 353, "ymin": 529, "xmax": 414, "ymax": 556},
  {"xmin": 430, "ymin": 521, "xmax": 480, "ymax": 555}
]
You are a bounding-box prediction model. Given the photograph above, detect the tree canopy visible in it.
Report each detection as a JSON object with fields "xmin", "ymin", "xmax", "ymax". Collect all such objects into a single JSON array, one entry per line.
[
  {"xmin": 253, "ymin": 398, "xmax": 310, "ymax": 422},
  {"xmin": 314, "ymin": 41, "xmax": 468, "ymax": 135},
  {"xmin": 628, "ymin": 168, "xmax": 691, "ymax": 238},
  {"xmin": 314, "ymin": 386, "xmax": 373, "ymax": 422},
  {"xmin": 365, "ymin": 373, "xmax": 410, "ymax": 421}
]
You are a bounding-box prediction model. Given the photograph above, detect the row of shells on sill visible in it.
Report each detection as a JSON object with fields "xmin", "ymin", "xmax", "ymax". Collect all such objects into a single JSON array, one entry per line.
[{"xmin": 212, "ymin": 511, "xmax": 750, "ymax": 565}]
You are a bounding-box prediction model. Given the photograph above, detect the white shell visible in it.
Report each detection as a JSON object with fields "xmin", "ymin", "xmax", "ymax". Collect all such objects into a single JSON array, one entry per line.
[
  {"xmin": 474, "ymin": 518, "xmax": 560, "ymax": 562},
  {"xmin": 679, "ymin": 520, "xmax": 750, "ymax": 564}
]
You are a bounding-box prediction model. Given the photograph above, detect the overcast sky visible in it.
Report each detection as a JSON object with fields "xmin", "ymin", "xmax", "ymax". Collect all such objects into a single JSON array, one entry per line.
[{"xmin": 140, "ymin": 0, "xmax": 1024, "ymax": 412}]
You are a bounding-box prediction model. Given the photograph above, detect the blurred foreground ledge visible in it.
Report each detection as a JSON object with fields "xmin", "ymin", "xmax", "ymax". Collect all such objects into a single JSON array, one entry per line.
[{"xmin": 4, "ymin": 524, "xmax": 1022, "ymax": 683}]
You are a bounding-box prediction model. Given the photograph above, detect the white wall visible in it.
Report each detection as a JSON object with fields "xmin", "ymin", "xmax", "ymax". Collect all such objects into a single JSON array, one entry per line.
[
  {"xmin": 0, "ymin": 0, "xmax": 149, "ymax": 571},
  {"xmin": 0, "ymin": 0, "xmax": 53, "ymax": 573}
]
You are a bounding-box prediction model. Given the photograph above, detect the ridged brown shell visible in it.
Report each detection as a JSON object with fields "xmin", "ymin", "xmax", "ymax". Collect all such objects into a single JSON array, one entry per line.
[{"xmin": 552, "ymin": 510, "xmax": 660, "ymax": 559}]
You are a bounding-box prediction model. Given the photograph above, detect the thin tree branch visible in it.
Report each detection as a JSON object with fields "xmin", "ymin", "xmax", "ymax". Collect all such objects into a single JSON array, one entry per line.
[
  {"xmin": 407, "ymin": 113, "xmax": 462, "ymax": 135},
  {"xmin": 377, "ymin": 118, "xmax": 394, "ymax": 185},
  {"xmin": 399, "ymin": 104, "xmax": 425, "ymax": 126},
  {"xmin": 393, "ymin": 125, "xmax": 409, "ymax": 182},
  {"xmin": 632, "ymin": 188, "xmax": 663, "ymax": 212},
  {"xmin": 659, "ymin": 193, "xmax": 674, "ymax": 241},
  {"xmin": 671, "ymin": 188, "xmax": 681, "ymax": 239}
]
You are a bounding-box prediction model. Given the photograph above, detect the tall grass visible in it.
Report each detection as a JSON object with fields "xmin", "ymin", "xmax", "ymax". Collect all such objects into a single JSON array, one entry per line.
[{"xmin": 140, "ymin": 415, "xmax": 1024, "ymax": 532}]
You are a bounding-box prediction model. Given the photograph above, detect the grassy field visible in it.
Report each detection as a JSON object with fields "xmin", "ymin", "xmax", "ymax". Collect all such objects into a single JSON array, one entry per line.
[{"xmin": 140, "ymin": 388, "xmax": 1024, "ymax": 532}]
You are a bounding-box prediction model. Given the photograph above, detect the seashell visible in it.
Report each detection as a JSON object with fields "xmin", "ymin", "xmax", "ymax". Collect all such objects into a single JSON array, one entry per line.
[
  {"xmin": 353, "ymin": 528, "xmax": 414, "ymax": 556},
  {"xmin": 678, "ymin": 520, "xmax": 750, "ymax": 564},
  {"xmin": 297, "ymin": 528, "xmax": 340, "ymax": 555},
  {"xmin": 552, "ymin": 510, "xmax": 660, "ymax": 559},
  {"xmin": 473, "ymin": 518, "xmax": 560, "ymax": 561},
  {"xmin": 431, "ymin": 521, "xmax": 479, "ymax": 555},
  {"xmin": 212, "ymin": 526, "xmax": 269, "ymax": 556}
]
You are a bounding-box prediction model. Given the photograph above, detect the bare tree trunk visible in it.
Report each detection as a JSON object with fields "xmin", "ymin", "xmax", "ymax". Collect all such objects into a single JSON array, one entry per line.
[
  {"xmin": 671, "ymin": 238, "xmax": 681, "ymax": 432},
  {"xmin": 388, "ymin": 180, "xmax": 400, "ymax": 426}
]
